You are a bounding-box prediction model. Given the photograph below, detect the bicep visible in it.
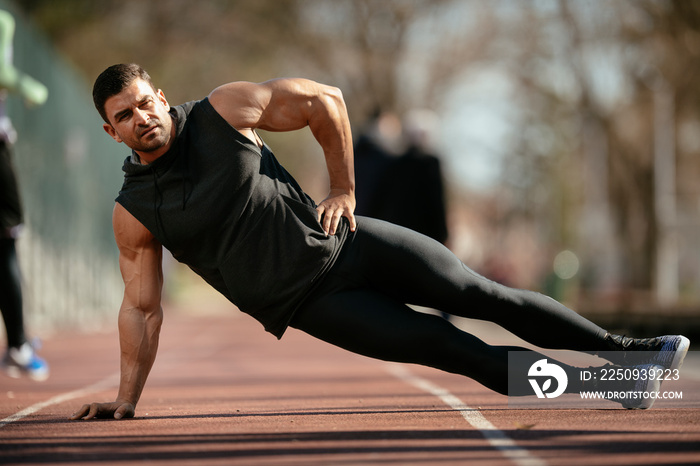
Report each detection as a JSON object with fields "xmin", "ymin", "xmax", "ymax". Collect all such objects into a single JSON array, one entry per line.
[
  {"xmin": 208, "ymin": 78, "xmax": 334, "ymax": 133},
  {"xmin": 113, "ymin": 203, "xmax": 163, "ymax": 311}
]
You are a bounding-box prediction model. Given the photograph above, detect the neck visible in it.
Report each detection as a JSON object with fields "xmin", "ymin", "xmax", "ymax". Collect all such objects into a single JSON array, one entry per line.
[{"xmin": 134, "ymin": 146, "xmax": 169, "ymax": 165}]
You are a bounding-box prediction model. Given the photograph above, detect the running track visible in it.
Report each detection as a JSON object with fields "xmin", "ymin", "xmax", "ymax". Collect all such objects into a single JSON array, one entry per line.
[{"xmin": 2, "ymin": 302, "xmax": 699, "ymax": 465}]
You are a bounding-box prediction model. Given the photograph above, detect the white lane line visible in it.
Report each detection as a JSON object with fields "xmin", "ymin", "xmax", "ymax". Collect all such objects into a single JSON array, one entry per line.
[
  {"xmin": 0, "ymin": 373, "xmax": 119, "ymax": 428},
  {"xmin": 387, "ymin": 364, "xmax": 546, "ymax": 466},
  {"xmin": 0, "ymin": 320, "xmax": 239, "ymax": 430}
]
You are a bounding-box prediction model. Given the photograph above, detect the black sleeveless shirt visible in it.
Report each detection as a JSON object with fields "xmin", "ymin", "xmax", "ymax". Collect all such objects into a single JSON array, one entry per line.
[{"xmin": 116, "ymin": 98, "xmax": 348, "ymax": 338}]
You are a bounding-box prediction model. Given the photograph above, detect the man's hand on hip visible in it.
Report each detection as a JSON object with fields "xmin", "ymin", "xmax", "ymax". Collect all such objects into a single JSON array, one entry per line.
[{"xmin": 316, "ymin": 189, "xmax": 356, "ymax": 236}]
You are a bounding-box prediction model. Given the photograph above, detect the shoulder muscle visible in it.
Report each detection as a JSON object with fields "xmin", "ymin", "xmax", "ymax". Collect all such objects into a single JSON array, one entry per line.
[{"xmin": 113, "ymin": 203, "xmax": 160, "ymax": 256}]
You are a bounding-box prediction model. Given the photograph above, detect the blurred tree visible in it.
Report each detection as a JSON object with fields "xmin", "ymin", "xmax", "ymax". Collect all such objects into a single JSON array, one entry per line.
[
  {"xmin": 22, "ymin": 0, "xmax": 499, "ymax": 123},
  {"xmin": 23, "ymin": 0, "xmax": 302, "ymax": 103},
  {"xmin": 494, "ymin": 0, "xmax": 700, "ymax": 306},
  {"xmin": 281, "ymin": 0, "xmax": 498, "ymax": 123}
]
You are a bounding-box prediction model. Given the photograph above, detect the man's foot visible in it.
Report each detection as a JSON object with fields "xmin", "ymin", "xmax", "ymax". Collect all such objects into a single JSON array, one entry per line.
[
  {"xmin": 604, "ymin": 334, "xmax": 690, "ymax": 370},
  {"xmin": 2, "ymin": 341, "xmax": 49, "ymax": 381},
  {"xmin": 584, "ymin": 363, "xmax": 665, "ymax": 409}
]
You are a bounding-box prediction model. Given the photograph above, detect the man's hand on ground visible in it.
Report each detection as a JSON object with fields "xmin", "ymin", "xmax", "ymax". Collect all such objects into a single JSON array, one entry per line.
[{"xmin": 70, "ymin": 401, "xmax": 135, "ymax": 420}]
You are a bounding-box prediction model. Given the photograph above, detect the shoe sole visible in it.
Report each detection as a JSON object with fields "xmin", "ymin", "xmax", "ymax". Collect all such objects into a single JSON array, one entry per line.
[{"xmin": 669, "ymin": 336, "xmax": 690, "ymax": 372}]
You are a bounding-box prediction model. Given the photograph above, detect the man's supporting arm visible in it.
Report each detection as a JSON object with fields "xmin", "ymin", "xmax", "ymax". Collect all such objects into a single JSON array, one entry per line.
[{"xmin": 71, "ymin": 203, "xmax": 163, "ymax": 420}]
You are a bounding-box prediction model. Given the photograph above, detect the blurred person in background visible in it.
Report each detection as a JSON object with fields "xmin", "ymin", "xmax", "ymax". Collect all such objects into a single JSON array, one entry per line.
[
  {"xmin": 0, "ymin": 10, "xmax": 49, "ymax": 381},
  {"xmin": 371, "ymin": 109, "xmax": 448, "ymax": 248},
  {"xmin": 353, "ymin": 109, "xmax": 403, "ymax": 218}
]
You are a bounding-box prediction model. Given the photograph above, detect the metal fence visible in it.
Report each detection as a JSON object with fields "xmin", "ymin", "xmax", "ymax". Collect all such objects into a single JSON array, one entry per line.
[{"xmin": 2, "ymin": 0, "xmax": 125, "ymax": 334}]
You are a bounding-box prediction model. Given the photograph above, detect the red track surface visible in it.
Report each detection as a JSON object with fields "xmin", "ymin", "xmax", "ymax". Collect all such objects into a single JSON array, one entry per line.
[{"xmin": 2, "ymin": 304, "xmax": 699, "ymax": 465}]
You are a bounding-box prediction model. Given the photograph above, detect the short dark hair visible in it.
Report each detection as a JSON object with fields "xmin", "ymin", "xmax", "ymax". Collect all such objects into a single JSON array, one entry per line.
[{"xmin": 93, "ymin": 63, "xmax": 156, "ymax": 123}]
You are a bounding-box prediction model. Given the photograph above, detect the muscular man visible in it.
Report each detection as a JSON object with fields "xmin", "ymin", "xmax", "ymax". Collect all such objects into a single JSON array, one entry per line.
[{"xmin": 71, "ymin": 64, "xmax": 688, "ymax": 419}]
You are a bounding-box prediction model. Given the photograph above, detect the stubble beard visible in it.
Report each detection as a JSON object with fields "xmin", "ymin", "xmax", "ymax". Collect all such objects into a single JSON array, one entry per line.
[{"xmin": 134, "ymin": 119, "xmax": 169, "ymax": 153}]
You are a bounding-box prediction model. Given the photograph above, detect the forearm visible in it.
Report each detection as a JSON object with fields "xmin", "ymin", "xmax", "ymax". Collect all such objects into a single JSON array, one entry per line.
[
  {"xmin": 115, "ymin": 304, "xmax": 163, "ymax": 406},
  {"xmin": 307, "ymin": 85, "xmax": 355, "ymax": 195}
]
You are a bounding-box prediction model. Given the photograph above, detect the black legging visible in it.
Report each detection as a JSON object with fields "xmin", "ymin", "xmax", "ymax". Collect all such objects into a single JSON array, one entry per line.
[
  {"xmin": 0, "ymin": 237, "xmax": 25, "ymax": 348},
  {"xmin": 290, "ymin": 217, "xmax": 609, "ymax": 395}
]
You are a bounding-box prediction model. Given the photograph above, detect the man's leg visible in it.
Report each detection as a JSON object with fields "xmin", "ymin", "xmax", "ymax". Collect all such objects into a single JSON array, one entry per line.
[
  {"xmin": 291, "ymin": 287, "xmax": 569, "ymax": 395},
  {"xmin": 0, "ymin": 234, "xmax": 49, "ymax": 381},
  {"xmin": 291, "ymin": 216, "xmax": 602, "ymax": 395},
  {"xmin": 336, "ymin": 217, "xmax": 689, "ymax": 368},
  {"xmin": 0, "ymin": 141, "xmax": 26, "ymax": 349},
  {"xmin": 292, "ymin": 217, "xmax": 685, "ymax": 406},
  {"xmin": 330, "ymin": 217, "xmax": 609, "ymax": 352},
  {"xmin": 0, "ymin": 236, "xmax": 25, "ymax": 348}
]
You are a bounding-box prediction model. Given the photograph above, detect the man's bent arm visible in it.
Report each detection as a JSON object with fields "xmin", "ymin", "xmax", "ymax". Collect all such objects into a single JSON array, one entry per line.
[
  {"xmin": 71, "ymin": 203, "xmax": 163, "ymax": 420},
  {"xmin": 208, "ymin": 78, "xmax": 356, "ymax": 235}
]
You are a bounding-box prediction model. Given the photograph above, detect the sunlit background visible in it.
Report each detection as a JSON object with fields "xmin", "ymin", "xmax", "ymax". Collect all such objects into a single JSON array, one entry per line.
[{"xmin": 4, "ymin": 0, "xmax": 700, "ymax": 338}]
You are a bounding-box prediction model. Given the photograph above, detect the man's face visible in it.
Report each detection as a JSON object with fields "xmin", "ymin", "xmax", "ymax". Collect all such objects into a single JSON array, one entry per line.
[{"xmin": 102, "ymin": 78, "xmax": 173, "ymax": 158}]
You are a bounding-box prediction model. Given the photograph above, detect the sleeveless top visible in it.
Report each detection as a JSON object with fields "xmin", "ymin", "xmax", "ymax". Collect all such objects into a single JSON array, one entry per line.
[{"xmin": 116, "ymin": 98, "xmax": 349, "ymax": 338}]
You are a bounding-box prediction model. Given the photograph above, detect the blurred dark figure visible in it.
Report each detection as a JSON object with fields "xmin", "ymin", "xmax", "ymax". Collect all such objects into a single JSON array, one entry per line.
[
  {"xmin": 371, "ymin": 109, "xmax": 448, "ymax": 245},
  {"xmin": 353, "ymin": 110, "xmax": 404, "ymax": 217},
  {"xmin": 0, "ymin": 10, "xmax": 49, "ymax": 381}
]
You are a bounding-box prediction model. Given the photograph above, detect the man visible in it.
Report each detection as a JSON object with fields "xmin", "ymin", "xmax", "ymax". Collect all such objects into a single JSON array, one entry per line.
[
  {"xmin": 71, "ymin": 64, "xmax": 688, "ymax": 420},
  {"xmin": 356, "ymin": 109, "xmax": 449, "ymax": 246},
  {"xmin": 0, "ymin": 10, "xmax": 49, "ymax": 381}
]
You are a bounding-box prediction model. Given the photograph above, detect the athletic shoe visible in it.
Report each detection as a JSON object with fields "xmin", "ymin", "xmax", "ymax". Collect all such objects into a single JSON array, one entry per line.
[
  {"xmin": 604, "ymin": 334, "xmax": 690, "ymax": 370},
  {"xmin": 2, "ymin": 341, "xmax": 49, "ymax": 381},
  {"xmin": 585, "ymin": 363, "xmax": 664, "ymax": 409}
]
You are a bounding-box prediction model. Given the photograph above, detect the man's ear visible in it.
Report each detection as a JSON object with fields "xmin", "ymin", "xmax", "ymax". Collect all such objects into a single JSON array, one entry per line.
[
  {"xmin": 103, "ymin": 123, "xmax": 122, "ymax": 143},
  {"xmin": 157, "ymin": 89, "xmax": 169, "ymax": 111}
]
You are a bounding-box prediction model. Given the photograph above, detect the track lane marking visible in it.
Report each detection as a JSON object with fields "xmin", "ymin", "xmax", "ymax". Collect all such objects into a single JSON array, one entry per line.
[
  {"xmin": 0, "ymin": 315, "xmax": 243, "ymax": 429},
  {"xmin": 0, "ymin": 373, "xmax": 119, "ymax": 428},
  {"xmin": 387, "ymin": 364, "xmax": 546, "ymax": 466}
]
